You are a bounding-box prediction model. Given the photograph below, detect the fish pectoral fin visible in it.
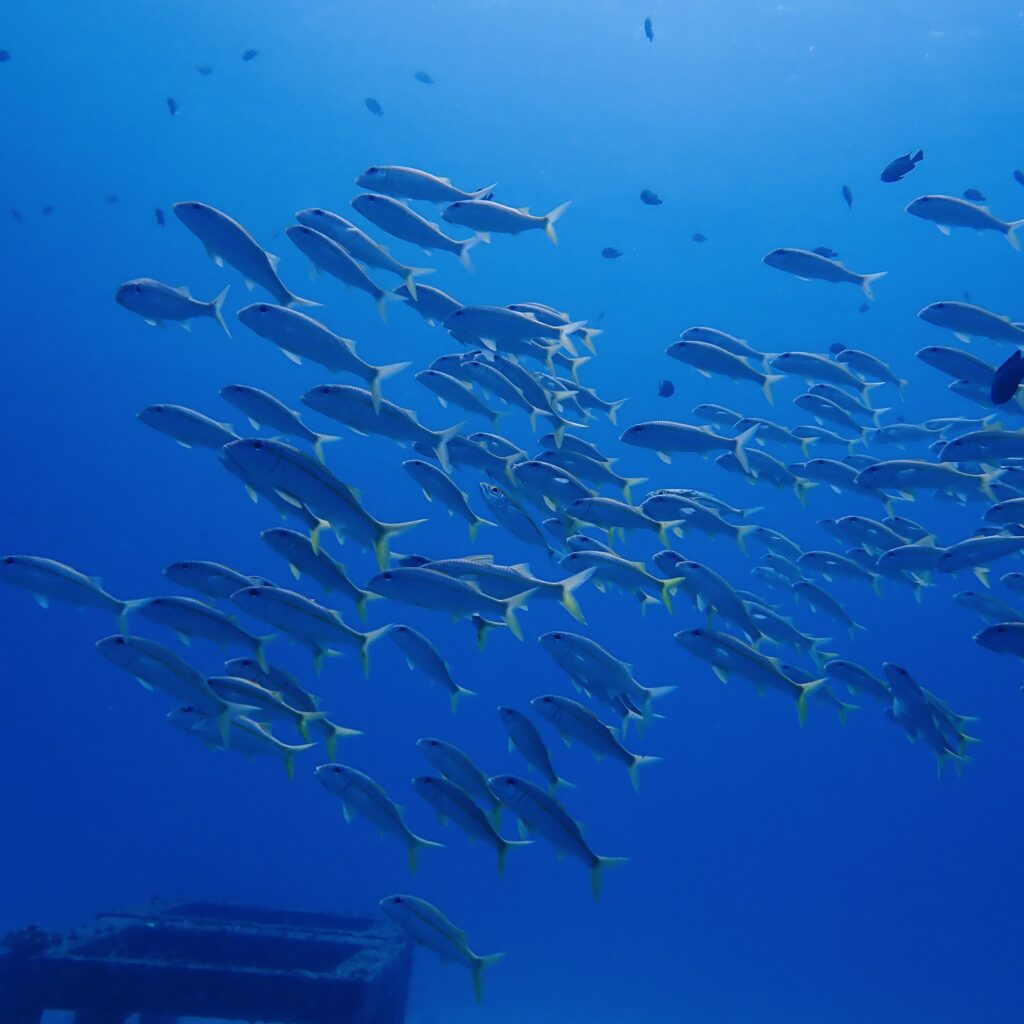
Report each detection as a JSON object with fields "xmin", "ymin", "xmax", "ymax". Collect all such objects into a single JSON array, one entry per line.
[
  {"xmin": 936, "ymin": 224, "xmax": 951, "ymax": 236},
  {"xmin": 134, "ymin": 675, "xmax": 154, "ymax": 692},
  {"xmin": 517, "ymin": 819, "xmax": 531, "ymax": 839},
  {"xmin": 341, "ymin": 803, "xmax": 353, "ymax": 823},
  {"xmin": 712, "ymin": 666, "xmax": 729, "ymax": 683},
  {"xmin": 205, "ymin": 247, "xmax": 224, "ymax": 267},
  {"xmin": 175, "ymin": 631, "xmax": 191, "ymax": 646},
  {"xmin": 280, "ymin": 349, "xmax": 302, "ymax": 364},
  {"xmin": 32, "ymin": 593, "xmax": 49, "ymax": 609}
]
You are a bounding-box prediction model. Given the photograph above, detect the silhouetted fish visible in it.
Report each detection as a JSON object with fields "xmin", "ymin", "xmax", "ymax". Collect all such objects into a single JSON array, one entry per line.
[
  {"xmin": 992, "ymin": 350, "xmax": 1024, "ymax": 405},
  {"xmin": 242, "ymin": 48, "xmax": 258, "ymax": 61},
  {"xmin": 366, "ymin": 97, "xmax": 383, "ymax": 116},
  {"xmin": 658, "ymin": 380, "xmax": 675, "ymax": 398},
  {"xmin": 1015, "ymin": 169, "xmax": 1024, "ymax": 188},
  {"xmin": 963, "ymin": 188, "xmax": 986, "ymax": 202},
  {"xmin": 858, "ymin": 303, "xmax": 870, "ymax": 313},
  {"xmin": 41, "ymin": 205, "xmax": 54, "ymax": 216},
  {"xmin": 881, "ymin": 150, "xmax": 924, "ymax": 182},
  {"xmin": 644, "ymin": 16, "xmax": 654, "ymax": 42},
  {"xmin": 602, "ymin": 247, "xmax": 622, "ymax": 259},
  {"xmin": 842, "ymin": 185, "xmax": 853, "ymax": 209},
  {"xmin": 105, "ymin": 195, "xmax": 119, "ymax": 204},
  {"xmin": 166, "ymin": 96, "xmax": 178, "ymax": 115},
  {"xmin": 415, "ymin": 70, "xmax": 434, "ymax": 84},
  {"xmin": 154, "ymin": 208, "xmax": 165, "ymax": 227},
  {"xmin": 691, "ymin": 233, "xmax": 708, "ymax": 242},
  {"xmin": 813, "ymin": 246, "xmax": 839, "ymax": 258},
  {"xmin": 0, "ymin": 49, "xmax": 10, "ymax": 62},
  {"xmin": 196, "ymin": 65, "xmax": 213, "ymax": 75},
  {"xmin": 640, "ymin": 189, "xmax": 662, "ymax": 206}
]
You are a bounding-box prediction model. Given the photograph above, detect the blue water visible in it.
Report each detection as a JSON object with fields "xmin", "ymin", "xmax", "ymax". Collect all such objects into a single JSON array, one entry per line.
[{"xmin": 2, "ymin": 2, "xmax": 1023, "ymax": 1021}]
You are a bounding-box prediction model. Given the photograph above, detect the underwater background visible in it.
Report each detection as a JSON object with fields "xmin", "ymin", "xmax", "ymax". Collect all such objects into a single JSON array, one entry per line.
[{"xmin": 2, "ymin": 1, "xmax": 1023, "ymax": 1021}]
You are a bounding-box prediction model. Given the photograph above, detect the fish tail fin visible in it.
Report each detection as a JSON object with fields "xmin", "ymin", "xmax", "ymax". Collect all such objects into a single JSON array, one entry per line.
[
  {"xmin": 502, "ymin": 588, "xmax": 536, "ymax": 641},
  {"xmin": 622, "ymin": 476, "xmax": 647, "ymax": 503},
  {"xmin": 296, "ymin": 710, "xmax": 326, "ymax": 742},
  {"xmin": 581, "ymin": 327, "xmax": 602, "ymax": 353},
  {"xmin": 312, "ymin": 433, "xmax": 342, "ymax": 464},
  {"xmin": 606, "ymin": 398, "xmax": 628, "ymax": 425},
  {"xmin": 470, "ymin": 182, "xmax": 498, "ymax": 200},
  {"xmin": 433, "ymin": 421, "xmax": 466, "ymax": 473},
  {"xmin": 560, "ymin": 567, "xmax": 595, "ymax": 623},
  {"xmin": 376, "ymin": 519, "xmax": 428, "ymax": 569},
  {"xmin": 472, "ymin": 951, "xmax": 507, "ymax": 1003},
  {"xmin": 369, "ymin": 361, "xmax": 412, "ymax": 412},
  {"xmin": 1006, "ymin": 219, "xmax": 1024, "ymax": 251},
  {"xmin": 501, "ymin": 453, "xmax": 521, "ymax": 485},
  {"xmin": 660, "ymin": 576, "xmax": 684, "ymax": 612},
  {"xmin": 836, "ymin": 699, "xmax": 860, "ymax": 725},
  {"xmin": 795, "ymin": 479, "xmax": 816, "ymax": 507},
  {"xmin": 628, "ymin": 754, "xmax": 662, "ymax": 792},
  {"xmin": 375, "ymin": 293, "xmax": 392, "ymax": 322},
  {"xmin": 309, "ymin": 518, "xmax": 329, "ymax": 555},
  {"xmin": 872, "ymin": 407, "xmax": 892, "ymax": 428},
  {"xmin": 735, "ymin": 524, "xmax": 757, "ymax": 554},
  {"xmin": 980, "ymin": 468, "xmax": 1003, "ymax": 502},
  {"xmin": 458, "ymin": 235, "xmax": 482, "ymax": 270},
  {"xmin": 763, "ymin": 374, "xmax": 785, "ymax": 404},
  {"xmin": 544, "ymin": 200, "xmax": 571, "ymax": 244},
  {"xmin": 860, "ymin": 271, "xmax": 887, "ymax": 299},
  {"xmin": 657, "ymin": 520, "xmax": 686, "ymax": 546},
  {"xmin": 797, "ymin": 678, "xmax": 827, "ymax": 726},
  {"xmin": 323, "ymin": 722, "xmax": 362, "ymax": 759},
  {"xmin": 254, "ymin": 634, "xmax": 276, "ymax": 672},
  {"xmin": 472, "ymin": 613, "xmax": 498, "ymax": 651},
  {"xmin": 468, "ymin": 517, "xmax": 495, "ymax": 543},
  {"xmin": 734, "ymin": 423, "xmax": 759, "ymax": 474},
  {"xmin": 450, "ymin": 685, "xmax": 476, "ymax": 714},
  {"xmin": 359, "ymin": 625, "xmax": 391, "ymax": 677},
  {"xmin": 402, "ymin": 266, "xmax": 434, "ymax": 301},
  {"xmin": 285, "ymin": 292, "xmax": 321, "ymax": 309},
  {"xmin": 563, "ymin": 354, "xmax": 592, "ymax": 383},
  {"xmin": 591, "ymin": 855, "xmax": 628, "ymax": 901},
  {"xmin": 210, "ymin": 285, "xmax": 231, "ymax": 337},
  {"xmin": 117, "ymin": 598, "xmax": 148, "ymax": 634},
  {"xmin": 217, "ymin": 701, "xmax": 260, "ymax": 746}
]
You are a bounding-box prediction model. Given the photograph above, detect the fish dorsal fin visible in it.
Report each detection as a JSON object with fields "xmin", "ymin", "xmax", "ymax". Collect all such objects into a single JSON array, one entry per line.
[
  {"xmin": 174, "ymin": 284, "xmax": 192, "ymax": 298},
  {"xmin": 517, "ymin": 206, "xmax": 530, "ymax": 214},
  {"xmin": 464, "ymin": 554, "xmax": 495, "ymax": 563},
  {"xmin": 90, "ymin": 575, "xmax": 104, "ymax": 588},
  {"xmin": 510, "ymin": 562, "xmax": 531, "ymax": 572}
]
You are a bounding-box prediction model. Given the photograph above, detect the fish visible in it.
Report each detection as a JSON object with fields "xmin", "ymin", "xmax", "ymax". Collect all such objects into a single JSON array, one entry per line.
[
  {"xmin": 955, "ymin": 590, "xmax": 1022, "ymax": 624},
  {"xmin": 644, "ymin": 16, "xmax": 654, "ymax": 41},
  {"xmin": 906, "ymin": 195, "xmax": 1024, "ymax": 249},
  {"xmin": 237, "ymin": 305, "xmax": 409, "ymax": 410},
  {"xmin": 353, "ymin": 193, "xmax": 481, "ymax": 268},
  {"xmin": 206, "ymin": 675, "xmax": 323, "ymax": 740},
  {"xmin": 938, "ymin": 428, "xmax": 1024, "ymax": 464},
  {"xmin": 660, "ymin": 555, "xmax": 763, "ymax": 641},
  {"xmin": 390, "ymin": 624, "xmax": 475, "ymax": 712},
  {"xmin": 620, "ymin": 420, "xmax": 759, "ymax": 473},
  {"xmin": 166, "ymin": 96, "xmax": 178, "ymax": 115},
  {"xmin": 154, "ymin": 208, "xmax": 165, "ymax": 227},
  {"xmin": 442, "ymin": 198, "xmax": 571, "ymax": 245},
  {"xmin": 96, "ymin": 635, "xmax": 257, "ymax": 745},
  {"xmin": 285, "ymin": 225, "xmax": 393, "ymax": 320},
  {"xmin": 658, "ymin": 380, "xmax": 675, "ymax": 397},
  {"xmin": 478, "ymin": 482, "xmax": 557, "ymax": 555},
  {"xmin": 498, "ymin": 706, "xmax": 570, "ymax": 790},
  {"xmin": 674, "ymin": 627, "xmax": 823, "ymax": 724},
  {"xmin": 813, "ymin": 246, "xmax": 839, "ymax": 258},
  {"xmin": 793, "ymin": 394, "xmax": 867, "ymax": 436},
  {"xmin": 366, "ymin": 566, "xmax": 534, "ymax": 640},
  {"xmin": 1, "ymin": 555, "xmax": 139, "ymax": 631},
  {"xmin": 173, "ymin": 202, "xmax": 317, "ymax": 307},
  {"xmin": 640, "ymin": 189, "xmax": 662, "ymax": 205},
  {"xmin": 833, "ymin": 348, "xmax": 907, "ymax": 397},
  {"xmin": 445, "ymin": 305, "xmax": 585, "ymax": 355},
  {"xmin": 963, "ymin": 188, "xmax": 986, "ymax": 202},
  {"xmin": 666, "ymin": 340, "xmax": 784, "ymax": 402},
  {"xmin": 365, "ymin": 97, "xmax": 383, "ymax": 116},
  {"xmin": 936, "ymin": 535, "xmax": 1024, "ymax": 585},
  {"xmin": 798, "ymin": 550, "xmax": 881, "ymax": 593},
  {"xmin": 1015, "ymin": 170, "xmax": 1024, "ymax": 188},
  {"xmin": 991, "ymin": 351, "xmax": 1024, "ymax": 405},
  {"xmin": 511, "ymin": 459, "xmax": 595, "ymax": 513},
  {"xmin": 316, "ymin": 764, "xmax": 442, "ymax": 871},
  {"xmin": 220, "ymin": 384, "xmax": 339, "ymax": 462},
  {"xmin": 356, "ymin": 165, "xmax": 494, "ymax": 203},
  {"xmin": 880, "ymin": 150, "xmax": 924, "ymax": 182},
  {"xmin": 416, "ymin": 738, "xmax": 502, "ymax": 823},
  {"xmin": 414, "ymin": 70, "xmax": 434, "ymax": 84},
  {"xmin": 916, "ymin": 346, "xmax": 996, "ymax": 386},
  {"xmin": 295, "ymin": 208, "xmax": 434, "ymax": 299},
  {"xmin": 791, "ymin": 580, "xmax": 864, "ymax": 636},
  {"xmin": 559, "ymin": 549, "xmax": 679, "ymax": 611},
  {"xmin": 137, "ymin": 404, "xmax": 238, "ymax": 450},
  {"xmin": 567, "ymin": 496, "xmax": 682, "ymax": 547},
  {"xmin": 241, "ymin": 48, "xmax": 258, "ymax": 60},
  {"xmin": 855, "ymin": 459, "xmax": 1000, "ymax": 502},
  {"xmin": 842, "ymin": 185, "xmax": 853, "ymax": 209},
  {"xmin": 0, "ymin": 49, "xmax": 10, "ymax": 61},
  {"xmin": 380, "ymin": 895, "xmax": 503, "ymax": 1002},
  {"xmin": 402, "ymin": 459, "xmax": 494, "ymax": 540},
  {"xmin": 692, "ymin": 404, "xmax": 742, "ymax": 428},
  {"xmin": 691, "ymin": 233, "xmax": 708, "ymax": 242},
  {"xmin": 196, "ymin": 65, "xmax": 212, "ymax": 75},
  {"xmin": 488, "ymin": 774, "xmax": 626, "ymax": 898},
  {"xmin": 823, "ymin": 660, "xmax": 890, "ymax": 702},
  {"xmin": 679, "ymin": 326, "xmax": 769, "ymax": 367},
  {"xmin": 601, "ymin": 247, "xmax": 622, "ymax": 259},
  {"xmin": 918, "ymin": 301, "xmax": 1024, "ymax": 344},
  {"xmin": 763, "ymin": 248, "xmax": 886, "ymax": 298},
  {"xmin": 115, "ymin": 278, "xmax": 231, "ymax": 336},
  {"xmin": 164, "ymin": 560, "xmax": 258, "ymax": 600}
]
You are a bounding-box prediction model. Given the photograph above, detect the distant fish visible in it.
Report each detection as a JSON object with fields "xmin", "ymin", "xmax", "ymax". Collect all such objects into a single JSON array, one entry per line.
[
  {"xmin": 166, "ymin": 96, "xmax": 178, "ymax": 115},
  {"xmin": 365, "ymin": 97, "xmax": 383, "ymax": 116},
  {"xmin": 691, "ymin": 232, "xmax": 708, "ymax": 242},
  {"xmin": 40, "ymin": 205, "xmax": 54, "ymax": 216},
  {"xmin": 640, "ymin": 189, "xmax": 662, "ymax": 205},
  {"xmin": 115, "ymin": 278, "xmax": 231, "ymax": 336},
  {"xmin": 881, "ymin": 150, "xmax": 924, "ymax": 182},
  {"xmin": 763, "ymin": 247, "xmax": 886, "ymax": 298},
  {"xmin": 105, "ymin": 194, "xmax": 119, "ymax": 204},
  {"xmin": 658, "ymin": 379, "xmax": 674, "ymax": 398},
  {"xmin": 601, "ymin": 247, "xmax": 622, "ymax": 259},
  {"xmin": 963, "ymin": 188, "xmax": 986, "ymax": 202},
  {"xmin": 813, "ymin": 246, "xmax": 839, "ymax": 258},
  {"xmin": 1015, "ymin": 169, "xmax": 1024, "ymax": 188},
  {"xmin": 196, "ymin": 65, "xmax": 213, "ymax": 75},
  {"xmin": 906, "ymin": 194, "xmax": 1024, "ymax": 249},
  {"xmin": 154, "ymin": 207, "xmax": 165, "ymax": 227},
  {"xmin": 859, "ymin": 302, "xmax": 870, "ymax": 313},
  {"xmin": 0, "ymin": 49, "xmax": 10, "ymax": 62},
  {"xmin": 842, "ymin": 185, "xmax": 853, "ymax": 209},
  {"xmin": 644, "ymin": 16, "xmax": 654, "ymax": 42},
  {"xmin": 241, "ymin": 48, "xmax": 258, "ymax": 61},
  {"xmin": 414, "ymin": 70, "xmax": 434, "ymax": 84},
  {"xmin": 992, "ymin": 350, "xmax": 1024, "ymax": 405}
]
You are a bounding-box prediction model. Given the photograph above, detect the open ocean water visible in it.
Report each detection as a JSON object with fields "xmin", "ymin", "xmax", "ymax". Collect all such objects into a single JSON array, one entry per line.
[{"xmin": 2, "ymin": 2, "xmax": 1023, "ymax": 1022}]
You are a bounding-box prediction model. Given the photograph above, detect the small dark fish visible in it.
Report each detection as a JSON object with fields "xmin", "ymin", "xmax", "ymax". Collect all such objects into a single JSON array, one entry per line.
[
  {"xmin": 41, "ymin": 205, "xmax": 54, "ymax": 216},
  {"xmin": 0, "ymin": 50, "xmax": 10, "ymax": 62},
  {"xmin": 196, "ymin": 65, "xmax": 213, "ymax": 76},
  {"xmin": 602, "ymin": 247, "xmax": 622, "ymax": 259},
  {"xmin": 858, "ymin": 303, "xmax": 870, "ymax": 314},
  {"xmin": 242, "ymin": 49, "xmax": 258, "ymax": 61},
  {"xmin": 640, "ymin": 189, "xmax": 662, "ymax": 206},
  {"xmin": 691, "ymin": 232, "xmax": 707, "ymax": 242},
  {"xmin": 414, "ymin": 70, "xmax": 434, "ymax": 85},
  {"xmin": 880, "ymin": 150, "xmax": 924, "ymax": 183},
  {"xmin": 597, "ymin": 310, "xmax": 606, "ymax": 322},
  {"xmin": 105, "ymin": 195, "xmax": 119, "ymax": 204},
  {"xmin": 828, "ymin": 343, "xmax": 844, "ymax": 355},
  {"xmin": 963, "ymin": 290, "xmax": 972, "ymax": 303},
  {"xmin": 1015, "ymin": 169, "xmax": 1024, "ymax": 188},
  {"xmin": 963, "ymin": 188, "xmax": 986, "ymax": 202},
  {"xmin": 842, "ymin": 185, "xmax": 853, "ymax": 209},
  {"xmin": 992, "ymin": 350, "xmax": 1024, "ymax": 405},
  {"xmin": 10, "ymin": 208, "xmax": 22, "ymax": 222},
  {"xmin": 365, "ymin": 97, "xmax": 383, "ymax": 116},
  {"xmin": 644, "ymin": 17, "xmax": 654, "ymax": 42},
  {"xmin": 658, "ymin": 380, "xmax": 675, "ymax": 398},
  {"xmin": 813, "ymin": 246, "xmax": 839, "ymax": 258},
  {"xmin": 166, "ymin": 96, "xmax": 178, "ymax": 116},
  {"xmin": 154, "ymin": 208, "xmax": 165, "ymax": 227}
]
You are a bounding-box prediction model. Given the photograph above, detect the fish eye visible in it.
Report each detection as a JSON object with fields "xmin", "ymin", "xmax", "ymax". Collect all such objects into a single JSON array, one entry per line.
[
  {"xmin": 257, "ymin": 304, "xmax": 269, "ymax": 314},
  {"xmin": 134, "ymin": 284, "xmax": 143, "ymax": 293},
  {"xmin": 393, "ymin": 896, "xmax": 402, "ymax": 904},
  {"xmin": 540, "ymin": 696, "xmax": 553, "ymax": 703},
  {"xmin": 182, "ymin": 705, "xmax": 195, "ymax": 712},
  {"xmin": 332, "ymin": 766, "xmax": 342, "ymax": 773},
  {"xmin": 113, "ymin": 636, "xmax": 125, "ymax": 645},
  {"xmin": 2, "ymin": 556, "xmax": 12, "ymax": 565},
  {"xmin": 367, "ymin": 167, "xmax": 379, "ymax": 174},
  {"xmin": 693, "ymin": 629, "xmax": 704, "ymax": 636},
  {"xmin": 189, "ymin": 203, "xmax": 201, "ymax": 210},
  {"xmin": 246, "ymin": 588, "xmax": 260, "ymax": 596},
  {"xmin": 253, "ymin": 441, "xmax": 265, "ymax": 449},
  {"xmin": 382, "ymin": 572, "xmax": 393, "ymax": 580},
  {"xmin": 319, "ymin": 386, "xmax": 331, "ymax": 395},
  {"xmin": 551, "ymin": 633, "xmax": 563, "ymax": 641}
]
